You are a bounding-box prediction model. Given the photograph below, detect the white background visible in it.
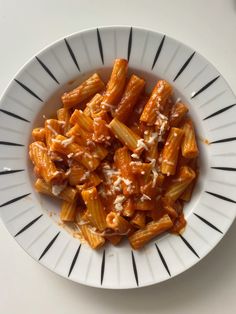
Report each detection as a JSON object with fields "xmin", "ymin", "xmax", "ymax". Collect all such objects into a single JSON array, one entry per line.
[{"xmin": 0, "ymin": 0, "xmax": 236, "ymax": 313}]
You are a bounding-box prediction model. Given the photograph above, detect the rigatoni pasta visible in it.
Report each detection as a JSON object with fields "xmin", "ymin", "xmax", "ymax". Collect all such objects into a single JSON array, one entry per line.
[
  {"xmin": 62, "ymin": 73, "xmax": 105, "ymax": 109},
  {"xmin": 29, "ymin": 58, "xmax": 199, "ymax": 250}
]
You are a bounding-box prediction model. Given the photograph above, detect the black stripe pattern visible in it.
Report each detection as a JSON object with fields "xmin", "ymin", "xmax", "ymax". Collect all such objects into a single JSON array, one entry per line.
[
  {"xmin": 96, "ymin": 29, "xmax": 104, "ymax": 64},
  {"xmin": 173, "ymin": 52, "xmax": 195, "ymax": 81},
  {"xmin": 194, "ymin": 213, "xmax": 223, "ymax": 234},
  {"xmin": 211, "ymin": 166, "xmax": 236, "ymax": 172},
  {"xmin": 127, "ymin": 27, "xmax": 132, "ymax": 62},
  {"xmin": 155, "ymin": 244, "xmax": 171, "ymax": 276},
  {"xmin": 179, "ymin": 235, "xmax": 200, "ymax": 258},
  {"xmin": 14, "ymin": 79, "xmax": 43, "ymax": 102},
  {"xmin": 14, "ymin": 214, "xmax": 43, "ymax": 237},
  {"xmin": 206, "ymin": 191, "xmax": 236, "ymax": 204},
  {"xmin": 100, "ymin": 249, "xmax": 106, "ymax": 285},
  {"xmin": 64, "ymin": 38, "xmax": 80, "ymax": 72},
  {"xmin": 36, "ymin": 57, "xmax": 60, "ymax": 84},
  {"xmin": 0, "ymin": 109, "xmax": 30, "ymax": 122},
  {"xmin": 38, "ymin": 232, "xmax": 60, "ymax": 261},
  {"xmin": 191, "ymin": 76, "xmax": 220, "ymax": 99},
  {"xmin": 210, "ymin": 137, "xmax": 236, "ymax": 144},
  {"xmin": 68, "ymin": 244, "xmax": 81, "ymax": 277},
  {"xmin": 0, "ymin": 193, "xmax": 31, "ymax": 208},
  {"xmin": 0, "ymin": 169, "xmax": 24, "ymax": 175},
  {"xmin": 131, "ymin": 251, "xmax": 139, "ymax": 286},
  {"xmin": 203, "ymin": 104, "xmax": 235, "ymax": 120},
  {"xmin": 152, "ymin": 35, "xmax": 165, "ymax": 70},
  {"xmin": 0, "ymin": 141, "xmax": 24, "ymax": 147}
]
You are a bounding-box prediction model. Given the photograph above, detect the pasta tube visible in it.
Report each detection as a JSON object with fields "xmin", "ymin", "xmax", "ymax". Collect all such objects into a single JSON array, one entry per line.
[
  {"xmin": 169, "ymin": 102, "xmax": 188, "ymax": 127},
  {"xmin": 51, "ymin": 135, "xmax": 100, "ymax": 171},
  {"xmin": 29, "ymin": 141, "xmax": 64, "ymax": 183},
  {"xmin": 106, "ymin": 212, "xmax": 131, "ymax": 234},
  {"xmin": 106, "ymin": 235, "xmax": 122, "ymax": 246},
  {"xmin": 140, "ymin": 80, "xmax": 172, "ymax": 125},
  {"xmin": 101, "ymin": 59, "xmax": 128, "ymax": 110},
  {"xmin": 93, "ymin": 117, "xmax": 111, "ymax": 143},
  {"xmin": 129, "ymin": 214, "xmax": 173, "ymax": 249},
  {"xmin": 181, "ymin": 119, "xmax": 199, "ymax": 158},
  {"xmin": 67, "ymin": 124, "xmax": 108, "ymax": 160},
  {"xmin": 35, "ymin": 178, "xmax": 77, "ymax": 202},
  {"xmin": 130, "ymin": 211, "xmax": 146, "ymax": 229},
  {"xmin": 109, "ymin": 118, "xmax": 144, "ymax": 153},
  {"xmin": 122, "ymin": 198, "xmax": 135, "ymax": 217},
  {"xmin": 70, "ymin": 109, "xmax": 94, "ymax": 132},
  {"xmin": 60, "ymin": 200, "xmax": 77, "ymax": 222},
  {"xmin": 45, "ymin": 119, "xmax": 63, "ymax": 147},
  {"xmin": 161, "ymin": 128, "xmax": 184, "ymax": 175},
  {"xmin": 62, "ymin": 73, "xmax": 105, "ymax": 109},
  {"xmin": 114, "ymin": 147, "xmax": 139, "ymax": 195},
  {"xmin": 84, "ymin": 93, "xmax": 103, "ymax": 117},
  {"xmin": 143, "ymin": 128, "xmax": 159, "ymax": 161},
  {"xmin": 115, "ymin": 74, "xmax": 145, "ymax": 122},
  {"xmin": 180, "ymin": 180, "xmax": 195, "ymax": 201},
  {"xmin": 165, "ymin": 166, "xmax": 196, "ymax": 201},
  {"xmin": 32, "ymin": 127, "xmax": 45, "ymax": 142},
  {"xmin": 79, "ymin": 224, "xmax": 105, "ymax": 249},
  {"xmin": 57, "ymin": 108, "xmax": 71, "ymax": 134},
  {"xmin": 81, "ymin": 187, "xmax": 107, "ymax": 231}
]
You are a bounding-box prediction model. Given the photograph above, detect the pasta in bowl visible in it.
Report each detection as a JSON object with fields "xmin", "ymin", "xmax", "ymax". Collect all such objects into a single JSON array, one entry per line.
[
  {"xmin": 29, "ymin": 59, "xmax": 199, "ymax": 250},
  {"xmin": 1, "ymin": 26, "xmax": 235, "ymax": 288}
]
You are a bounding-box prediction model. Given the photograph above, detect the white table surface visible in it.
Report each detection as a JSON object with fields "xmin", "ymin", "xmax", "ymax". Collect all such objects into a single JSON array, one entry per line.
[{"xmin": 1, "ymin": 0, "xmax": 236, "ymax": 313}]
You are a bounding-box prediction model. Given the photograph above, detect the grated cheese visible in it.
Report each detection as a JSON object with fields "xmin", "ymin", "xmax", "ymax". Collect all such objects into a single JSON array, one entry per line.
[
  {"xmin": 101, "ymin": 102, "xmax": 114, "ymax": 110},
  {"xmin": 171, "ymin": 112, "xmax": 179, "ymax": 118},
  {"xmin": 58, "ymin": 121, "xmax": 66, "ymax": 125},
  {"xmin": 114, "ymin": 176, "xmax": 122, "ymax": 186},
  {"xmin": 46, "ymin": 124, "xmax": 58, "ymax": 136},
  {"xmin": 61, "ymin": 136, "xmax": 74, "ymax": 147},
  {"xmin": 136, "ymin": 138, "xmax": 148, "ymax": 151},
  {"xmin": 131, "ymin": 153, "xmax": 140, "ymax": 159},
  {"xmin": 140, "ymin": 194, "xmax": 151, "ymax": 202},
  {"xmin": 114, "ymin": 203, "xmax": 123, "ymax": 211},
  {"xmin": 80, "ymin": 171, "xmax": 90, "ymax": 181},
  {"xmin": 147, "ymin": 132, "xmax": 158, "ymax": 145},
  {"xmin": 114, "ymin": 195, "xmax": 126, "ymax": 204},
  {"xmin": 157, "ymin": 82, "xmax": 164, "ymax": 93},
  {"xmin": 163, "ymin": 159, "xmax": 175, "ymax": 166},
  {"xmin": 74, "ymin": 151, "xmax": 83, "ymax": 157},
  {"xmin": 52, "ymin": 183, "xmax": 66, "ymax": 196},
  {"xmin": 114, "ymin": 195, "xmax": 126, "ymax": 212},
  {"xmin": 65, "ymin": 168, "xmax": 71, "ymax": 176},
  {"xmin": 158, "ymin": 113, "xmax": 168, "ymax": 121},
  {"xmin": 34, "ymin": 142, "xmax": 47, "ymax": 150},
  {"xmin": 175, "ymin": 97, "xmax": 182, "ymax": 104},
  {"xmin": 130, "ymin": 161, "xmax": 142, "ymax": 166},
  {"xmin": 151, "ymin": 167, "xmax": 158, "ymax": 187},
  {"xmin": 103, "ymin": 164, "xmax": 111, "ymax": 170},
  {"xmin": 122, "ymin": 178, "xmax": 132, "ymax": 185}
]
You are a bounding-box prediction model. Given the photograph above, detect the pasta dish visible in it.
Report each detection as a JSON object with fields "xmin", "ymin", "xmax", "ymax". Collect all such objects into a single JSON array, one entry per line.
[{"xmin": 29, "ymin": 59, "xmax": 199, "ymax": 250}]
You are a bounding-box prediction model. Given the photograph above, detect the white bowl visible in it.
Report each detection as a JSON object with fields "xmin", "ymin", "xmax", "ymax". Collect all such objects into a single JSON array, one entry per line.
[{"xmin": 0, "ymin": 26, "xmax": 236, "ymax": 289}]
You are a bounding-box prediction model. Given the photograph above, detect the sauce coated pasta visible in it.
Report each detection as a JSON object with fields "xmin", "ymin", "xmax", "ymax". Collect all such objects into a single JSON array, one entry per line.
[{"xmin": 29, "ymin": 59, "xmax": 199, "ymax": 250}]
